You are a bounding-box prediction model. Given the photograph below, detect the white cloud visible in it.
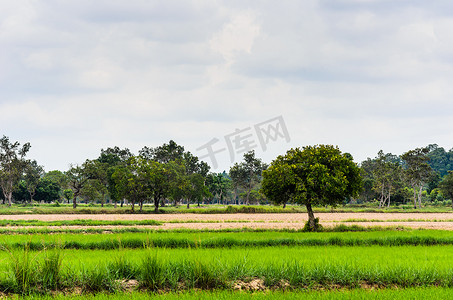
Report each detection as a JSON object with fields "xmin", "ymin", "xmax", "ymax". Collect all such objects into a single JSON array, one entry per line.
[
  {"xmin": 210, "ymin": 11, "xmax": 260, "ymax": 65},
  {"xmin": 1, "ymin": 1, "xmax": 453, "ymax": 171}
]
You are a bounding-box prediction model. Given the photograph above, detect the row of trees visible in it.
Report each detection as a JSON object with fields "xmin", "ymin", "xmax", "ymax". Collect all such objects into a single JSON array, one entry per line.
[
  {"xmin": 2, "ymin": 135, "xmax": 453, "ymax": 214},
  {"xmin": 359, "ymin": 145, "xmax": 453, "ymax": 208}
]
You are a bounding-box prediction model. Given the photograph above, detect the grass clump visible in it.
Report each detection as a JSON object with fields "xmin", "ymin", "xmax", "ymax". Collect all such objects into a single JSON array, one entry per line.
[{"xmin": 40, "ymin": 249, "xmax": 63, "ymax": 291}]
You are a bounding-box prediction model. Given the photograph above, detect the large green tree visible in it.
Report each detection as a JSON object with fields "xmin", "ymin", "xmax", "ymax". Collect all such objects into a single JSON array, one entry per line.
[{"xmin": 262, "ymin": 145, "xmax": 362, "ymax": 231}]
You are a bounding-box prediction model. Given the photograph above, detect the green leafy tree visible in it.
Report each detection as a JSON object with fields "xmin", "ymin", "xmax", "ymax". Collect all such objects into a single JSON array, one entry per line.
[
  {"xmin": 43, "ymin": 170, "xmax": 68, "ymax": 201},
  {"xmin": 98, "ymin": 147, "xmax": 132, "ymax": 207},
  {"xmin": 63, "ymin": 189, "xmax": 74, "ymax": 203},
  {"xmin": 139, "ymin": 140, "xmax": 184, "ymax": 163},
  {"xmin": 111, "ymin": 157, "xmax": 146, "ymax": 212},
  {"xmin": 66, "ymin": 164, "xmax": 90, "ymax": 209},
  {"xmin": 23, "ymin": 160, "xmax": 44, "ymax": 202},
  {"xmin": 0, "ymin": 136, "xmax": 31, "ymax": 206},
  {"xmin": 229, "ymin": 151, "xmax": 267, "ymax": 205},
  {"xmin": 401, "ymin": 147, "xmax": 434, "ymax": 209},
  {"xmin": 439, "ymin": 171, "xmax": 453, "ymax": 209},
  {"xmin": 262, "ymin": 145, "xmax": 362, "ymax": 231},
  {"xmin": 185, "ymin": 173, "xmax": 211, "ymax": 208},
  {"xmin": 83, "ymin": 159, "xmax": 109, "ymax": 206},
  {"xmin": 371, "ymin": 151, "xmax": 404, "ymax": 208},
  {"xmin": 35, "ymin": 178, "xmax": 61, "ymax": 203},
  {"xmin": 206, "ymin": 172, "xmax": 232, "ymax": 205}
]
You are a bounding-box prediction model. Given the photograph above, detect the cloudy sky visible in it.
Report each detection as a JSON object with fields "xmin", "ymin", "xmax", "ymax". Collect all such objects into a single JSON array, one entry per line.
[{"xmin": 1, "ymin": 0, "xmax": 453, "ymax": 172}]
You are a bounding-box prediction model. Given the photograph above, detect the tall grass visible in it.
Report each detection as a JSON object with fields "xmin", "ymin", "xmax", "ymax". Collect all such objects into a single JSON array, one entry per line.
[
  {"xmin": 3, "ymin": 244, "xmax": 453, "ymax": 295},
  {"xmin": 4, "ymin": 231, "xmax": 453, "ymax": 250}
]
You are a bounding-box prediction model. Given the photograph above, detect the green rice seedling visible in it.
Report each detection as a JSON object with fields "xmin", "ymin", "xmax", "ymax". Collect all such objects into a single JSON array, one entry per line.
[
  {"xmin": 108, "ymin": 241, "xmax": 138, "ymax": 280},
  {"xmin": 40, "ymin": 248, "xmax": 64, "ymax": 291},
  {"xmin": 139, "ymin": 253, "xmax": 164, "ymax": 291},
  {"xmin": 5, "ymin": 243, "xmax": 39, "ymax": 294},
  {"xmin": 179, "ymin": 259, "xmax": 225, "ymax": 289},
  {"xmin": 81, "ymin": 265, "xmax": 118, "ymax": 293}
]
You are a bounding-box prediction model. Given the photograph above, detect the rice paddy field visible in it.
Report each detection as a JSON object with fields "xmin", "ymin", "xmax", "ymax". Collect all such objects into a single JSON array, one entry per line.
[{"xmin": 1, "ymin": 208, "xmax": 453, "ymax": 298}]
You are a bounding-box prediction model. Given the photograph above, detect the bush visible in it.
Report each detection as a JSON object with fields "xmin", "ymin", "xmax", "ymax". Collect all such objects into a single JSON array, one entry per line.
[{"xmin": 302, "ymin": 218, "xmax": 323, "ymax": 232}]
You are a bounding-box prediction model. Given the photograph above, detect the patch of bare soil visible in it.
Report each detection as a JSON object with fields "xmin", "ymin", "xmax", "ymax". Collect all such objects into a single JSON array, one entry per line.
[
  {"xmin": 233, "ymin": 279, "xmax": 266, "ymax": 291},
  {"xmin": 2, "ymin": 212, "xmax": 453, "ymax": 230}
]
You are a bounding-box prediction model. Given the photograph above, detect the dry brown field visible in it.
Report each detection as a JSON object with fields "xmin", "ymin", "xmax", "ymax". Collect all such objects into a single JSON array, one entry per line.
[{"xmin": 3, "ymin": 212, "xmax": 453, "ymax": 230}]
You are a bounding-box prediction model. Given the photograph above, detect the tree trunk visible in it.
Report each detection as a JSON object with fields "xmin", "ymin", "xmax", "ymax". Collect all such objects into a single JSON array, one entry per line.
[
  {"xmin": 306, "ymin": 202, "xmax": 316, "ymax": 230},
  {"xmin": 387, "ymin": 189, "xmax": 391, "ymax": 208},
  {"xmin": 417, "ymin": 185, "xmax": 423, "ymax": 208},
  {"xmin": 72, "ymin": 195, "xmax": 77, "ymax": 209},
  {"xmin": 139, "ymin": 201, "xmax": 143, "ymax": 212},
  {"xmin": 154, "ymin": 197, "xmax": 159, "ymax": 213},
  {"xmin": 7, "ymin": 191, "xmax": 12, "ymax": 207},
  {"xmin": 412, "ymin": 185, "xmax": 417, "ymax": 209},
  {"xmin": 283, "ymin": 202, "xmax": 286, "ymax": 209}
]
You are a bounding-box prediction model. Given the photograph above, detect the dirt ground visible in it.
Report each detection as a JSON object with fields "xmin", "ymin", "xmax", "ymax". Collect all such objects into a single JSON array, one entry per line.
[{"xmin": 3, "ymin": 212, "xmax": 453, "ymax": 230}]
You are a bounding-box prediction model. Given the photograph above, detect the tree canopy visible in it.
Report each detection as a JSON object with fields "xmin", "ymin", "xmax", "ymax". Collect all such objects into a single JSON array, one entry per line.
[{"xmin": 262, "ymin": 145, "xmax": 362, "ymax": 230}]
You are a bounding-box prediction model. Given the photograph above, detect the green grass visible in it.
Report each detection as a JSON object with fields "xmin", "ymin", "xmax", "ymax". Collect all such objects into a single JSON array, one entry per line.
[
  {"xmin": 1, "ymin": 229, "xmax": 453, "ymax": 295},
  {"xmin": 19, "ymin": 288, "xmax": 453, "ymax": 300},
  {"xmin": 342, "ymin": 218, "xmax": 453, "ymax": 223},
  {"xmin": 1, "ymin": 203, "xmax": 453, "ymax": 215},
  {"xmin": 2, "ymin": 244, "xmax": 453, "ymax": 292},
  {"xmin": 4, "ymin": 228, "xmax": 453, "ymax": 250}
]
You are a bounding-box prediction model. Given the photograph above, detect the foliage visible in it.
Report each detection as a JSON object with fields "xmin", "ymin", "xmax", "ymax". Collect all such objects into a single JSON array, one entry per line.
[
  {"xmin": 401, "ymin": 147, "xmax": 434, "ymax": 209},
  {"xmin": 0, "ymin": 136, "xmax": 31, "ymax": 206},
  {"xmin": 23, "ymin": 160, "xmax": 44, "ymax": 202},
  {"xmin": 229, "ymin": 151, "xmax": 267, "ymax": 205},
  {"xmin": 65, "ymin": 164, "xmax": 90, "ymax": 209},
  {"xmin": 439, "ymin": 171, "xmax": 453, "ymax": 208},
  {"xmin": 262, "ymin": 145, "xmax": 362, "ymax": 230}
]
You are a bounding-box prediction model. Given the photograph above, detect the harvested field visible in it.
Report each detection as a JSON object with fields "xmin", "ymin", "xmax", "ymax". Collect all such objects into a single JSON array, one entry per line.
[{"xmin": 2, "ymin": 212, "xmax": 453, "ymax": 230}]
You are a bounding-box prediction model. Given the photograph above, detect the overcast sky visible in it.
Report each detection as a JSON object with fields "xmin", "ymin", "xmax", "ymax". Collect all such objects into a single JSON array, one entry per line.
[{"xmin": 1, "ymin": 0, "xmax": 453, "ymax": 172}]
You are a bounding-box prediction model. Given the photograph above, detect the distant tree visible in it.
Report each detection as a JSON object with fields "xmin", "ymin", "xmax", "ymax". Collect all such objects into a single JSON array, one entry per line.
[
  {"xmin": 139, "ymin": 140, "xmax": 184, "ymax": 163},
  {"xmin": 262, "ymin": 145, "xmax": 362, "ymax": 231},
  {"xmin": 439, "ymin": 171, "xmax": 453, "ymax": 209},
  {"xmin": 66, "ymin": 164, "xmax": 90, "ymax": 209},
  {"xmin": 98, "ymin": 147, "xmax": 133, "ymax": 165},
  {"xmin": 372, "ymin": 151, "xmax": 404, "ymax": 208},
  {"xmin": 98, "ymin": 147, "xmax": 132, "ymax": 207},
  {"xmin": 83, "ymin": 159, "xmax": 109, "ymax": 206},
  {"xmin": 63, "ymin": 189, "xmax": 74, "ymax": 204},
  {"xmin": 426, "ymin": 144, "xmax": 453, "ymax": 177},
  {"xmin": 35, "ymin": 178, "xmax": 61, "ymax": 203},
  {"xmin": 23, "ymin": 160, "xmax": 44, "ymax": 202},
  {"xmin": 401, "ymin": 147, "xmax": 434, "ymax": 209},
  {"xmin": 112, "ymin": 156, "xmax": 179, "ymax": 213},
  {"xmin": 206, "ymin": 172, "xmax": 232, "ymax": 205},
  {"xmin": 185, "ymin": 173, "xmax": 211, "ymax": 208},
  {"xmin": 0, "ymin": 136, "xmax": 31, "ymax": 206},
  {"xmin": 229, "ymin": 151, "xmax": 267, "ymax": 205},
  {"xmin": 43, "ymin": 170, "xmax": 68, "ymax": 201}
]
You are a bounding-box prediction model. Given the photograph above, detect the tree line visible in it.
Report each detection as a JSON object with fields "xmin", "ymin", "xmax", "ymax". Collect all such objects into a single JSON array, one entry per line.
[
  {"xmin": 1, "ymin": 135, "xmax": 453, "ymax": 214},
  {"xmin": 359, "ymin": 144, "xmax": 453, "ymax": 209}
]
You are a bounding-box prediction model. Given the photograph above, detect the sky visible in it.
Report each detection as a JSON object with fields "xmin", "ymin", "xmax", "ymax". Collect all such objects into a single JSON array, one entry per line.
[{"xmin": 1, "ymin": 0, "xmax": 453, "ymax": 172}]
